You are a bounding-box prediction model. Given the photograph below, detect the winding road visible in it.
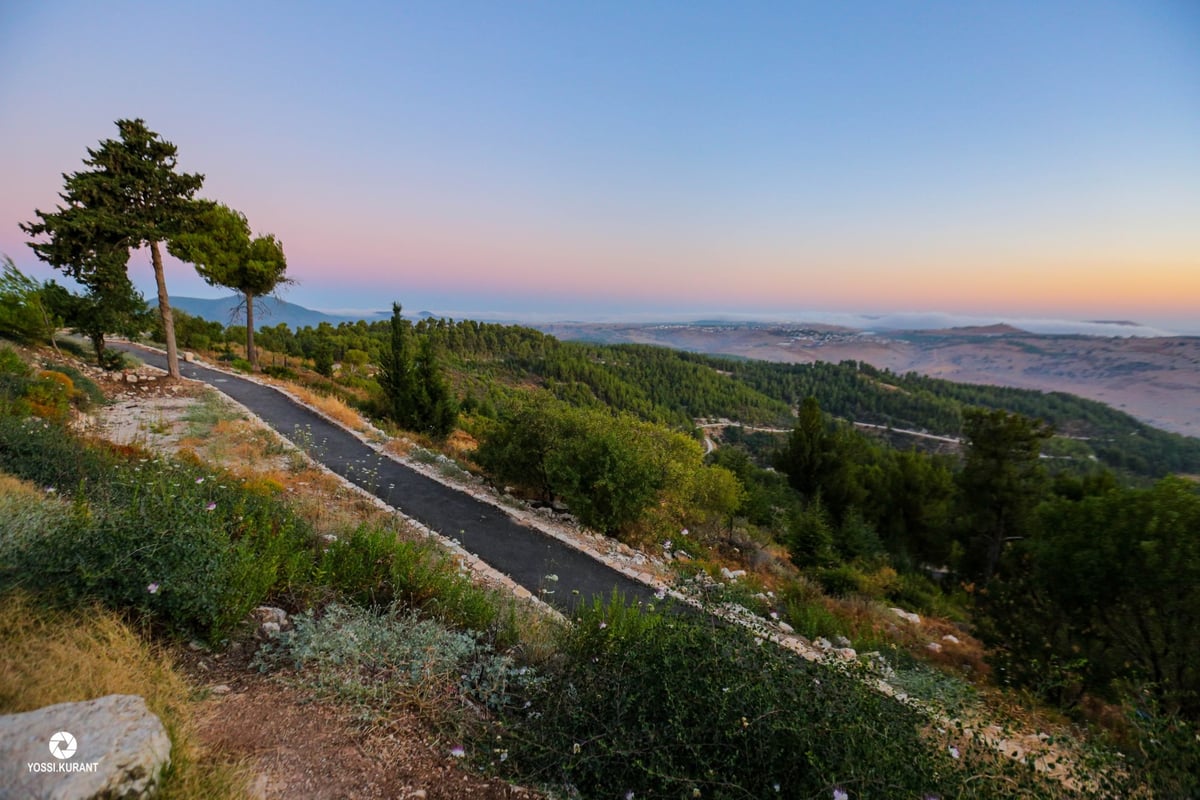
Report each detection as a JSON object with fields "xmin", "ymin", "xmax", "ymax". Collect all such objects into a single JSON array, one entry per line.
[{"xmin": 117, "ymin": 345, "xmax": 658, "ymax": 614}]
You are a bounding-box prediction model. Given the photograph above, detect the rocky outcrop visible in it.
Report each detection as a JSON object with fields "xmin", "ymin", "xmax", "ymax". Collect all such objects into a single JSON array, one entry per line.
[{"xmin": 0, "ymin": 694, "xmax": 171, "ymax": 800}]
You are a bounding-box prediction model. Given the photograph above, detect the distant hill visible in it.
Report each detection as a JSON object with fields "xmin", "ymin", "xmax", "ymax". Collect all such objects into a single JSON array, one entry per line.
[{"xmin": 172, "ymin": 295, "xmax": 387, "ymax": 330}]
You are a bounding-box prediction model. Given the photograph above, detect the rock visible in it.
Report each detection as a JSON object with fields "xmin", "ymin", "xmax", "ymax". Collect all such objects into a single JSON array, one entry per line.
[
  {"xmin": 0, "ymin": 694, "xmax": 171, "ymax": 800},
  {"xmin": 209, "ymin": 685, "xmax": 232, "ymax": 696},
  {"xmin": 778, "ymin": 621, "xmax": 795, "ymax": 634},
  {"xmin": 183, "ymin": 351, "xmax": 195, "ymax": 363},
  {"xmin": 814, "ymin": 637, "xmax": 833, "ymax": 650},
  {"xmin": 833, "ymin": 635, "xmax": 853, "ymax": 649},
  {"xmin": 889, "ymin": 607, "xmax": 921, "ymax": 625},
  {"xmin": 942, "ymin": 634, "xmax": 961, "ymax": 645},
  {"xmin": 252, "ymin": 606, "xmax": 290, "ymax": 630},
  {"xmin": 835, "ymin": 647, "xmax": 857, "ymax": 660},
  {"xmin": 926, "ymin": 641, "xmax": 943, "ymax": 654}
]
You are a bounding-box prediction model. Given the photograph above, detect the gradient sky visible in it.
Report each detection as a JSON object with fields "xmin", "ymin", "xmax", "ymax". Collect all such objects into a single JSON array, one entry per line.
[{"xmin": 2, "ymin": 1, "xmax": 1198, "ymax": 331}]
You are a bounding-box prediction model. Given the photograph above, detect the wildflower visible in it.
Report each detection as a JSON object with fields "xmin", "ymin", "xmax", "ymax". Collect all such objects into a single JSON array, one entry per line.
[
  {"xmin": 147, "ymin": 583, "xmax": 160, "ymax": 594},
  {"xmin": 195, "ymin": 477, "xmax": 204, "ymax": 484},
  {"xmin": 205, "ymin": 502, "xmax": 217, "ymax": 511},
  {"xmin": 773, "ymin": 784, "xmax": 781, "ymax": 793},
  {"xmin": 680, "ymin": 528, "xmax": 689, "ymax": 536},
  {"xmin": 544, "ymin": 573, "xmax": 559, "ymax": 582},
  {"xmin": 948, "ymin": 745, "xmax": 960, "ymax": 760},
  {"xmin": 449, "ymin": 746, "xmax": 465, "ymax": 758},
  {"xmin": 833, "ymin": 789, "xmax": 849, "ymax": 800},
  {"xmin": 44, "ymin": 486, "xmax": 56, "ymax": 494},
  {"xmin": 654, "ymin": 587, "xmax": 667, "ymax": 601},
  {"xmin": 572, "ymin": 743, "xmax": 581, "ymax": 754},
  {"xmin": 598, "ymin": 622, "xmax": 607, "ymax": 630},
  {"xmin": 625, "ymin": 792, "xmax": 634, "ymax": 800},
  {"xmin": 769, "ymin": 611, "xmax": 779, "ymax": 620},
  {"xmin": 692, "ymin": 789, "xmax": 701, "ymax": 798}
]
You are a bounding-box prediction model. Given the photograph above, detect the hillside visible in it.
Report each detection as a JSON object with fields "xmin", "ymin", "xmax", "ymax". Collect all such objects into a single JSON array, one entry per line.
[{"xmin": 536, "ymin": 320, "xmax": 1200, "ymax": 436}]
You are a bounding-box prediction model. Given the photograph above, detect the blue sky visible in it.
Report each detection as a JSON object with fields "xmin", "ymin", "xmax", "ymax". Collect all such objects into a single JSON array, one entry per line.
[{"xmin": 2, "ymin": 1, "xmax": 1198, "ymax": 331}]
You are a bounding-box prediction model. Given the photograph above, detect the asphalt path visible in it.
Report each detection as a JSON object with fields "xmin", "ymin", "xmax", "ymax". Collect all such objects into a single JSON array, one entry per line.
[{"xmin": 116, "ymin": 345, "xmax": 658, "ymax": 613}]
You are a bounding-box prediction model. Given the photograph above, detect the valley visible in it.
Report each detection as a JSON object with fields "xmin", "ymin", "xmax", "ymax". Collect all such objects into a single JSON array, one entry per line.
[{"xmin": 536, "ymin": 321, "xmax": 1200, "ymax": 436}]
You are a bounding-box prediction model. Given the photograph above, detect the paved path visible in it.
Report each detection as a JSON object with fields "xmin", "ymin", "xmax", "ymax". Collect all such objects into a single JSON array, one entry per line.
[{"xmin": 117, "ymin": 346, "xmax": 658, "ymax": 614}]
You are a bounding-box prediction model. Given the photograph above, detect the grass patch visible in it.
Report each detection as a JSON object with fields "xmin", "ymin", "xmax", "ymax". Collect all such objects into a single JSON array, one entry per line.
[{"xmin": 0, "ymin": 592, "xmax": 248, "ymax": 799}]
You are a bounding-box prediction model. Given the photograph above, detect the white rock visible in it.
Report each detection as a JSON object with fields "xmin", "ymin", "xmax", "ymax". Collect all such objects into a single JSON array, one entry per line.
[
  {"xmin": 0, "ymin": 694, "xmax": 171, "ymax": 800},
  {"xmin": 889, "ymin": 607, "xmax": 921, "ymax": 625},
  {"xmin": 778, "ymin": 621, "xmax": 795, "ymax": 634},
  {"xmin": 926, "ymin": 641, "xmax": 943, "ymax": 654},
  {"xmin": 942, "ymin": 634, "xmax": 960, "ymax": 645}
]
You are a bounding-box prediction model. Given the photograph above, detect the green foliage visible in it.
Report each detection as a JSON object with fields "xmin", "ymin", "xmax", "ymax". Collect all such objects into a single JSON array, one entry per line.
[
  {"xmin": 378, "ymin": 303, "xmax": 458, "ymax": 438},
  {"xmin": 262, "ymin": 364, "xmax": 297, "ymax": 380},
  {"xmin": 169, "ymin": 201, "xmax": 289, "ymax": 367},
  {"xmin": 479, "ymin": 393, "xmax": 733, "ymax": 536},
  {"xmin": 229, "ymin": 357, "xmax": 253, "ymax": 373},
  {"xmin": 957, "ymin": 408, "xmax": 1052, "ymax": 582},
  {"xmin": 0, "ymin": 416, "xmax": 315, "ymax": 641},
  {"xmin": 498, "ymin": 598, "xmax": 1072, "ymax": 799},
  {"xmin": 21, "ymin": 119, "xmax": 205, "ymax": 375},
  {"xmin": 982, "ymin": 477, "xmax": 1200, "ymax": 716},
  {"xmin": 0, "ymin": 256, "xmax": 60, "ymax": 345},
  {"xmin": 318, "ymin": 524, "xmax": 497, "ymax": 631},
  {"xmin": 253, "ymin": 603, "xmax": 526, "ymax": 718}
]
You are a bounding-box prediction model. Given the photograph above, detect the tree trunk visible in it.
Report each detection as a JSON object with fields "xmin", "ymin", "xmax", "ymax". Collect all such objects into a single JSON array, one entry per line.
[
  {"xmin": 150, "ymin": 240, "xmax": 180, "ymax": 379},
  {"xmin": 245, "ymin": 291, "xmax": 256, "ymax": 368}
]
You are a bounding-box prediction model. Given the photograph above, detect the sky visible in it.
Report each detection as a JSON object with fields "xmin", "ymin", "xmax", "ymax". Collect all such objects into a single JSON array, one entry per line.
[{"xmin": 2, "ymin": 1, "xmax": 1198, "ymax": 332}]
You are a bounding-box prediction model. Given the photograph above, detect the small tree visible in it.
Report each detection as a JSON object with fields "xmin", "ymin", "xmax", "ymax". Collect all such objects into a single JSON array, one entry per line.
[
  {"xmin": 0, "ymin": 256, "xmax": 61, "ymax": 349},
  {"xmin": 168, "ymin": 201, "xmax": 289, "ymax": 368},
  {"xmin": 22, "ymin": 119, "xmax": 204, "ymax": 378},
  {"xmin": 957, "ymin": 408, "xmax": 1051, "ymax": 583},
  {"xmin": 377, "ymin": 302, "xmax": 418, "ymax": 426}
]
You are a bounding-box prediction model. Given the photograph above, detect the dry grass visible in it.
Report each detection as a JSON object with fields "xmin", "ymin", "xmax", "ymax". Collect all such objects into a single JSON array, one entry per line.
[
  {"xmin": 0, "ymin": 593, "xmax": 249, "ymax": 800},
  {"xmin": 284, "ymin": 385, "xmax": 370, "ymax": 432}
]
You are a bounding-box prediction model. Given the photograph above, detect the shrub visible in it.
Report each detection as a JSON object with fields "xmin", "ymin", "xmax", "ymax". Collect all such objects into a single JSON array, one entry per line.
[
  {"xmin": 319, "ymin": 525, "xmax": 498, "ymax": 631},
  {"xmin": 262, "ymin": 365, "xmax": 297, "ymax": 380},
  {"xmin": 42, "ymin": 363, "xmax": 105, "ymax": 408},
  {"xmin": 497, "ymin": 599, "xmax": 1081, "ymax": 799},
  {"xmin": 253, "ymin": 603, "xmax": 525, "ymax": 720},
  {"xmin": 0, "ymin": 346, "xmax": 29, "ymax": 376},
  {"xmin": 230, "ymin": 357, "xmax": 253, "ymax": 373},
  {"xmin": 0, "ymin": 418, "xmax": 318, "ymax": 641}
]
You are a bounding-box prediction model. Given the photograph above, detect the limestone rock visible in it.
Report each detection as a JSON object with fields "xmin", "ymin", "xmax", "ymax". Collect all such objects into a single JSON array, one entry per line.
[
  {"xmin": 889, "ymin": 607, "xmax": 921, "ymax": 625},
  {"xmin": 0, "ymin": 693, "xmax": 171, "ymax": 800}
]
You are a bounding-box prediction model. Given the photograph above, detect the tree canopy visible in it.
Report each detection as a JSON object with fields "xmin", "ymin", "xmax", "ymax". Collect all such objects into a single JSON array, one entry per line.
[
  {"xmin": 169, "ymin": 201, "xmax": 288, "ymax": 367},
  {"xmin": 21, "ymin": 119, "xmax": 203, "ymax": 378}
]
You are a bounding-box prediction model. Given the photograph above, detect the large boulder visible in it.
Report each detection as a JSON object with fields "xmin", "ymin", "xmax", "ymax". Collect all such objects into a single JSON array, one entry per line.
[{"xmin": 0, "ymin": 694, "xmax": 171, "ymax": 800}]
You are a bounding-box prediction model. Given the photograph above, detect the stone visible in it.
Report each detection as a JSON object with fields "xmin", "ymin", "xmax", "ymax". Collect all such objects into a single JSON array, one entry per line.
[
  {"xmin": 0, "ymin": 694, "xmax": 171, "ymax": 800},
  {"xmin": 833, "ymin": 635, "xmax": 853, "ymax": 649},
  {"xmin": 889, "ymin": 607, "xmax": 921, "ymax": 625},
  {"xmin": 814, "ymin": 637, "xmax": 833, "ymax": 650},
  {"xmin": 926, "ymin": 641, "xmax": 943, "ymax": 654},
  {"xmin": 778, "ymin": 621, "xmax": 795, "ymax": 634},
  {"xmin": 942, "ymin": 634, "xmax": 961, "ymax": 645}
]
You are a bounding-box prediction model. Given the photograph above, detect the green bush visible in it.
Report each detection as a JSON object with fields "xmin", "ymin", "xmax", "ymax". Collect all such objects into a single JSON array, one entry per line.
[
  {"xmin": 230, "ymin": 357, "xmax": 253, "ymax": 373},
  {"xmin": 0, "ymin": 346, "xmax": 29, "ymax": 377},
  {"xmin": 41, "ymin": 364, "xmax": 105, "ymax": 408},
  {"xmin": 496, "ymin": 599, "xmax": 1075, "ymax": 799},
  {"xmin": 0, "ymin": 417, "xmax": 318, "ymax": 641},
  {"xmin": 253, "ymin": 603, "xmax": 525, "ymax": 717},
  {"xmin": 262, "ymin": 365, "xmax": 297, "ymax": 380},
  {"xmin": 319, "ymin": 525, "xmax": 497, "ymax": 631}
]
